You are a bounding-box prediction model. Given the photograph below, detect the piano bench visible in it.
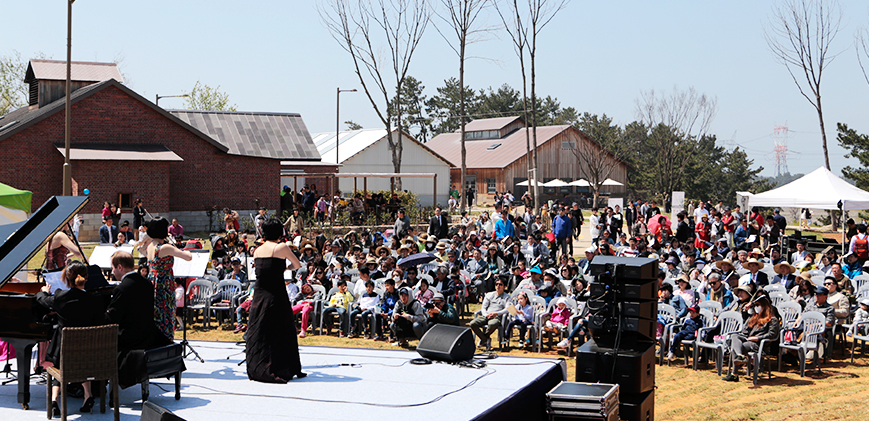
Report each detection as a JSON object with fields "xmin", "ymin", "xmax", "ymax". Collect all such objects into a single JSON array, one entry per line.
[{"xmin": 141, "ymin": 343, "xmax": 186, "ymax": 402}]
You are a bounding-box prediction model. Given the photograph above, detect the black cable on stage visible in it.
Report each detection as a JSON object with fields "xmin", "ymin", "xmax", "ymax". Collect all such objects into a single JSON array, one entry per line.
[{"xmin": 150, "ymin": 366, "xmax": 496, "ymax": 408}]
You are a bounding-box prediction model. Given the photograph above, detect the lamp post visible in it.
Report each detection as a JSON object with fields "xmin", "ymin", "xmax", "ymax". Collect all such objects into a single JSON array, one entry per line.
[
  {"xmin": 63, "ymin": 0, "xmax": 76, "ymax": 196},
  {"xmin": 336, "ymin": 87, "xmax": 357, "ymax": 165},
  {"xmin": 156, "ymin": 94, "xmax": 189, "ymax": 107}
]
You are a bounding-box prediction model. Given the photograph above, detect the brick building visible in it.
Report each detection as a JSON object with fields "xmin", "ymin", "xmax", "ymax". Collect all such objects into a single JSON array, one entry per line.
[{"xmin": 0, "ymin": 60, "xmax": 331, "ymax": 240}]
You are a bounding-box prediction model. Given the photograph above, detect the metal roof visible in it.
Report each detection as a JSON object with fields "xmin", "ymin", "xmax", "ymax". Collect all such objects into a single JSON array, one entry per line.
[
  {"xmin": 0, "ymin": 79, "xmax": 228, "ymax": 153},
  {"xmin": 427, "ymin": 125, "xmax": 571, "ymax": 169},
  {"xmin": 312, "ymin": 128, "xmax": 454, "ymax": 166},
  {"xmin": 54, "ymin": 143, "xmax": 183, "ymax": 161},
  {"xmin": 170, "ymin": 110, "xmax": 321, "ymax": 160},
  {"xmin": 24, "ymin": 59, "xmax": 123, "ymax": 83},
  {"xmin": 461, "ymin": 116, "xmax": 522, "ymax": 132}
]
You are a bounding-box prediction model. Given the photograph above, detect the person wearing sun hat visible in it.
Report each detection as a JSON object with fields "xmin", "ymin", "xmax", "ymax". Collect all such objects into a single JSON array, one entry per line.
[
  {"xmin": 743, "ymin": 257, "xmax": 769, "ymax": 286},
  {"xmin": 773, "ymin": 261, "xmax": 798, "ymax": 291}
]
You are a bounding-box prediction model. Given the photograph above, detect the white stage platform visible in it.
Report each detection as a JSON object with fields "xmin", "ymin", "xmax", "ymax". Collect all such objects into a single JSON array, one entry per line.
[{"xmin": 1, "ymin": 340, "xmax": 565, "ymax": 421}]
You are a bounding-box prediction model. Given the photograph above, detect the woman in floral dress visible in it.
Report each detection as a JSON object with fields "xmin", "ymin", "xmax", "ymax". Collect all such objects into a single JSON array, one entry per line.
[{"xmin": 146, "ymin": 217, "xmax": 192, "ymax": 341}]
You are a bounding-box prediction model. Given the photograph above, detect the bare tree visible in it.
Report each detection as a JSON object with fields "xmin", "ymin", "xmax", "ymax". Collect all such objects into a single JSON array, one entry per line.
[
  {"xmin": 765, "ymin": 0, "xmax": 842, "ymax": 170},
  {"xmin": 321, "ymin": 0, "xmax": 429, "ymax": 190},
  {"xmin": 527, "ymin": 0, "xmax": 568, "ymax": 210},
  {"xmin": 856, "ymin": 24, "xmax": 869, "ymax": 86},
  {"xmin": 569, "ymin": 114, "xmax": 626, "ymax": 207},
  {"xmin": 434, "ymin": 0, "xmax": 491, "ymax": 212},
  {"xmin": 493, "ymin": 1, "xmax": 534, "ymax": 209},
  {"xmin": 635, "ymin": 86, "xmax": 718, "ymax": 198}
]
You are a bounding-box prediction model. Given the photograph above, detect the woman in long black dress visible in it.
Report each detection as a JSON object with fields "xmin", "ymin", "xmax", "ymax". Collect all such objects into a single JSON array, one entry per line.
[{"xmin": 246, "ymin": 218, "xmax": 306, "ymax": 383}]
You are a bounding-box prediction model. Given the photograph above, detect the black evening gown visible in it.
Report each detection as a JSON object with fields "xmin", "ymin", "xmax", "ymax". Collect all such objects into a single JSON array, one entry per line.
[{"xmin": 246, "ymin": 257, "xmax": 303, "ymax": 383}]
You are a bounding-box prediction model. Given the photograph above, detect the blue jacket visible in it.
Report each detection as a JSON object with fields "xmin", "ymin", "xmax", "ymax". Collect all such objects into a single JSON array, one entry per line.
[
  {"xmin": 704, "ymin": 288, "xmax": 734, "ymax": 309},
  {"xmin": 494, "ymin": 218, "xmax": 514, "ymax": 240},
  {"xmin": 379, "ymin": 290, "xmax": 400, "ymax": 316},
  {"xmin": 666, "ymin": 294, "xmax": 688, "ymax": 318},
  {"xmin": 681, "ymin": 315, "xmax": 704, "ymax": 335},
  {"xmin": 734, "ymin": 225, "xmax": 749, "ymax": 248},
  {"xmin": 552, "ymin": 214, "xmax": 572, "ymax": 239}
]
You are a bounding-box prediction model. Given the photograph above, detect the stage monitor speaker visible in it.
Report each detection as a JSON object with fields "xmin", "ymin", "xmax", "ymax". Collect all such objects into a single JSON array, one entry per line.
[
  {"xmin": 417, "ymin": 325, "xmax": 475, "ymax": 362},
  {"xmin": 575, "ymin": 340, "xmax": 655, "ymax": 395},
  {"xmin": 589, "ymin": 256, "xmax": 658, "ymax": 280},
  {"xmin": 620, "ymin": 390, "xmax": 655, "ymax": 421},
  {"xmin": 141, "ymin": 401, "xmax": 185, "ymax": 421},
  {"xmin": 589, "ymin": 280, "xmax": 657, "ymax": 302}
]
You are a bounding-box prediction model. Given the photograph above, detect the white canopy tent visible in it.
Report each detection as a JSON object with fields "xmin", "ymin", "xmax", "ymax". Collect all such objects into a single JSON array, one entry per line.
[
  {"xmin": 542, "ymin": 179, "xmax": 569, "ymax": 188},
  {"xmin": 747, "ymin": 167, "xmax": 869, "ymax": 211}
]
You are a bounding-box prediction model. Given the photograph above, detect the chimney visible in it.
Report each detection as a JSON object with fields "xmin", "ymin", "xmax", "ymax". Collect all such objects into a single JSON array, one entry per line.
[{"xmin": 24, "ymin": 59, "xmax": 123, "ymax": 108}]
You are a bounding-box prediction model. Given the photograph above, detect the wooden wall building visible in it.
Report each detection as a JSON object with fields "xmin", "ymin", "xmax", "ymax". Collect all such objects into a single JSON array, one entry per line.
[{"xmin": 427, "ymin": 116, "xmax": 628, "ymax": 205}]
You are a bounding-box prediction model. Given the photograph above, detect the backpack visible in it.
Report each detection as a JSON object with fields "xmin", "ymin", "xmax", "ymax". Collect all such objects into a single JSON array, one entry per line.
[{"xmin": 855, "ymin": 234, "xmax": 869, "ymax": 259}]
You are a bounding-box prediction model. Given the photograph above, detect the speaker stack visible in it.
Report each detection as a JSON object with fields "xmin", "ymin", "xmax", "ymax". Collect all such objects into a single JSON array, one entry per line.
[{"xmin": 576, "ymin": 256, "xmax": 658, "ymax": 421}]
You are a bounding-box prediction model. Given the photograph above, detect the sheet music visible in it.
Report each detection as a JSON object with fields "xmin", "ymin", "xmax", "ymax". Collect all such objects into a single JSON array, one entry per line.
[
  {"xmin": 172, "ymin": 250, "xmax": 211, "ymax": 278},
  {"xmin": 89, "ymin": 245, "xmax": 135, "ymax": 269}
]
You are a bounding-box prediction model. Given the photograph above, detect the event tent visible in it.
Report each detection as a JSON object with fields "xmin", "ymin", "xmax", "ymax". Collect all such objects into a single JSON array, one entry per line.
[
  {"xmin": 747, "ymin": 166, "xmax": 869, "ymax": 211},
  {"xmin": 0, "ymin": 183, "xmax": 32, "ymax": 225}
]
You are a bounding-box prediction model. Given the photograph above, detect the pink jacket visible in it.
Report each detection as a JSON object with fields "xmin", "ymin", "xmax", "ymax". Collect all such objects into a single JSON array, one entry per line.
[{"xmin": 550, "ymin": 306, "xmax": 571, "ymax": 325}]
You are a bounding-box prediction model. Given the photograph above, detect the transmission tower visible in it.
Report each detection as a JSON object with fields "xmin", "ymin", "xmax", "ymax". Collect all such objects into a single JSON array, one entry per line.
[{"xmin": 773, "ymin": 124, "xmax": 790, "ymax": 177}]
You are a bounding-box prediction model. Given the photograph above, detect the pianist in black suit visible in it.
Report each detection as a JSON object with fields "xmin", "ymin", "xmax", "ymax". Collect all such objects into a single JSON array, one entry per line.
[
  {"xmin": 105, "ymin": 251, "xmax": 171, "ymax": 389},
  {"xmin": 36, "ymin": 261, "xmax": 106, "ymax": 415}
]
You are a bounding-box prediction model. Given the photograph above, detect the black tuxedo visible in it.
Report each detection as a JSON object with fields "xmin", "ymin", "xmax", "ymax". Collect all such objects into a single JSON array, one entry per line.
[
  {"xmin": 428, "ymin": 214, "xmax": 449, "ymax": 239},
  {"xmin": 105, "ymin": 271, "xmax": 171, "ymax": 388},
  {"xmin": 106, "ymin": 271, "xmax": 168, "ymax": 353}
]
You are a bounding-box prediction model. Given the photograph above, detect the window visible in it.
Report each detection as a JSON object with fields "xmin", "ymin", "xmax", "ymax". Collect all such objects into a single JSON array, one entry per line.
[
  {"xmin": 487, "ymin": 143, "xmax": 502, "ymax": 150},
  {"xmin": 561, "ymin": 141, "xmax": 575, "ymax": 150},
  {"xmin": 560, "ymin": 184, "xmax": 572, "ymax": 194},
  {"xmin": 464, "ymin": 130, "xmax": 500, "ymax": 140},
  {"xmin": 486, "ymin": 178, "xmax": 496, "ymax": 194},
  {"xmin": 543, "ymin": 178, "xmax": 555, "ymax": 194},
  {"xmin": 118, "ymin": 193, "xmax": 132, "ymax": 209}
]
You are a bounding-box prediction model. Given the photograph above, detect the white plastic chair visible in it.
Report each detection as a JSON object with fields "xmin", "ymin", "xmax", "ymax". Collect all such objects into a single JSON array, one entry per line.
[
  {"xmin": 769, "ymin": 292, "xmax": 791, "ymax": 307},
  {"xmin": 676, "ymin": 309, "xmax": 715, "ymax": 367},
  {"xmin": 778, "ymin": 311, "xmax": 826, "ymax": 377},
  {"xmin": 699, "ymin": 300, "xmax": 722, "ymax": 317},
  {"xmin": 763, "ymin": 284, "xmax": 786, "ymax": 293},
  {"xmin": 694, "ymin": 310, "xmax": 742, "ymax": 375},
  {"xmin": 777, "ymin": 301, "xmax": 802, "ymax": 330},
  {"xmin": 185, "ymin": 279, "xmax": 213, "ymax": 327},
  {"xmin": 657, "ymin": 304, "xmax": 678, "ymax": 365},
  {"xmin": 207, "ymin": 279, "xmax": 243, "ymax": 326}
]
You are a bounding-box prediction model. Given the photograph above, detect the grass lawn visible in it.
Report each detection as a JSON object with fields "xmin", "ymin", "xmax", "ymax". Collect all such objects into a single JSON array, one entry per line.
[{"xmin": 178, "ymin": 303, "xmax": 869, "ymax": 421}]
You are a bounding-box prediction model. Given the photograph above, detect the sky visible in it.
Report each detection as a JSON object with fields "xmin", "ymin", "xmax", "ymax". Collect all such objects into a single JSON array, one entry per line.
[{"xmin": 3, "ymin": 0, "xmax": 869, "ymax": 178}]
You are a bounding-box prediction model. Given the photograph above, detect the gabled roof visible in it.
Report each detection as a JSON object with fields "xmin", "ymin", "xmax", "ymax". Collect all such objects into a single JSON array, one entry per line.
[
  {"xmin": 170, "ymin": 110, "xmax": 320, "ymax": 160},
  {"xmin": 24, "ymin": 59, "xmax": 123, "ymax": 83},
  {"xmin": 0, "ymin": 79, "xmax": 227, "ymax": 152},
  {"xmin": 461, "ymin": 115, "xmax": 523, "ymax": 132},
  {"xmin": 428, "ymin": 125, "xmax": 571, "ymax": 169},
  {"xmin": 312, "ymin": 128, "xmax": 454, "ymax": 166}
]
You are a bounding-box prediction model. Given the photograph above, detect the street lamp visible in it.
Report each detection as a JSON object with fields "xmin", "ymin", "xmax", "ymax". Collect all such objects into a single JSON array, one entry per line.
[
  {"xmin": 156, "ymin": 94, "xmax": 189, "ymax": 107},
  {"xmin": 336, "ymin": 87, "xmax": 357, "ymax": 164},
  {"xmin": 63, "ymin": 0, "xmax": 76, "ymax": 196}
]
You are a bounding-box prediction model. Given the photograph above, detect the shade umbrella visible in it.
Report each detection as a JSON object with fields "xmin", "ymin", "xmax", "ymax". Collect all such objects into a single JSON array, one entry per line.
[
  {"xmin": 569, "ymin": 179, "xmax": 590, "ymax": 186},
  {"xmin": 601, "ymin": 178, "xmax": 624, "ymax": 186},
  {"xmin": 646, "ymin": 214, "xmax": 671, "ymax": 236},
  {"xmin": 515, "ymin": 179, "xmax": 536, "ymax": 186},
  {"xmin": 542, "ymin": 179, "xmax": 569, "ymax": 188},
  {"xmin": 397, "ymin": 252, "xmax": 438, "ymax": 268}
]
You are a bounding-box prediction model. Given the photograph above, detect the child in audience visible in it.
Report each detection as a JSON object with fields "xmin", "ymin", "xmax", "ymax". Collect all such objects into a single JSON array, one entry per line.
[
  {"xmin": 667, "ymin": 306, "xmax": 702, "ymax": 361},
  {"xmin": 544, "ymin": 297, "xmax": 571, "ymax": 332},
  {"xmin": 505, "ymin": 291, "xmax": 535, "ymax": 347},
  {"xmin": 850, "ymin": 298, "xmax": 869, "ymax": 336}
]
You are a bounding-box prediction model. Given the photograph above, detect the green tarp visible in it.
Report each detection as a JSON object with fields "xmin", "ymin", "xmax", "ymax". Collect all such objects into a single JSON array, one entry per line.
[{"xmin": 0, "ymin": 182, "xmax": 32, "ymax": 213}]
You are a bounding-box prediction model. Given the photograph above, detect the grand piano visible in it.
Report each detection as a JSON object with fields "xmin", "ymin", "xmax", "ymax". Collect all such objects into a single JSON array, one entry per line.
[{"xmin": 0, "ymin": 196, "xmax": 88, "ymax": 410}]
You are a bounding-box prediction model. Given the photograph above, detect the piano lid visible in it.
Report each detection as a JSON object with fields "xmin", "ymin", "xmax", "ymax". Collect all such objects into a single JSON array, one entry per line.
[{"xmin": 0, "ymin": 196, "xmax": 88, "ymax": 288}]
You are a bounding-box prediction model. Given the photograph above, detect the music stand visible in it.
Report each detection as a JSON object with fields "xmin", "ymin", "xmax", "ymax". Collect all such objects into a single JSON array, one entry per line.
[{"xmin": 173, "ymin": 249, "xmax": 210, "ymax": 363}]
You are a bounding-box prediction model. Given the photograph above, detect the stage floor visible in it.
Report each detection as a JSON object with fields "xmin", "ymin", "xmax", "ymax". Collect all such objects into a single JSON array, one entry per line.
[{"xmin": 1, "ymin": 340, "xmax": 564, "ymax": 421}]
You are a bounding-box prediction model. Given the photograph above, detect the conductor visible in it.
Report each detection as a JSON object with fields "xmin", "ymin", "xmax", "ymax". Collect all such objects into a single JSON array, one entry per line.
[{"xmin": 105, "ymin": 251, "xmax": 171, "ymax": 388}]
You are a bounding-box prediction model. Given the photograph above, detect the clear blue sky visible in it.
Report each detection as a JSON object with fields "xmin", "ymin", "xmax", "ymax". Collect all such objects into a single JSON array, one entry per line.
[{"xmin": 4, "ymin": 1, "xmax": 869, "ymax": 178}]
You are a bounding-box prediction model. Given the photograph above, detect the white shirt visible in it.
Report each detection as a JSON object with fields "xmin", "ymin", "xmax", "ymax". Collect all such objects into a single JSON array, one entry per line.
[
  {"xmin": 693, "ymin": 207, "xmax": 710, "ymax": 220},
  {"xmin": 590, "ymin": 214, "xmax": 601, "ymax": 238}
]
